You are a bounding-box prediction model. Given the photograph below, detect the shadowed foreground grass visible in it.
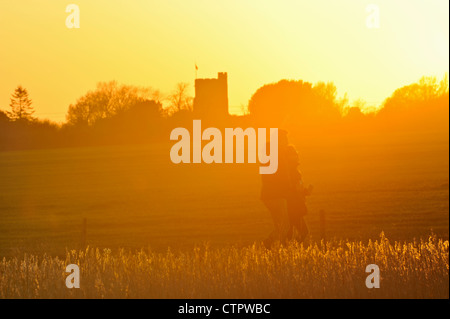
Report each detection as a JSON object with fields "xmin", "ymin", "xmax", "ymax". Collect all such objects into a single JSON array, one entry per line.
[{"xmin": 0, "ymin": 234, "xmax": 448, "ymax": 299}]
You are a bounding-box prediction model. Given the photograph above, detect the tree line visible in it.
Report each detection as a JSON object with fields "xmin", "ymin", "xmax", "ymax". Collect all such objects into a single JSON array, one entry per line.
[{"xmin": 0, "ymin": 75, "xmax": 448, "ymax": 151}]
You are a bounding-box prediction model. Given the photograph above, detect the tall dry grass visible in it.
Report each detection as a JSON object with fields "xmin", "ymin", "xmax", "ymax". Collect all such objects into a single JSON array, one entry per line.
[{"xmin": 0, "ymin": 233, "xmax": 448, "ymax": 299}]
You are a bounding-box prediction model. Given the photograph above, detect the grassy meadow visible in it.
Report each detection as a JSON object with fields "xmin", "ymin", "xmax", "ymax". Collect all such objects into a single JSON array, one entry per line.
[{"xmin": 0, "ymin": 235, "xmax": 448, "ymax": 298}]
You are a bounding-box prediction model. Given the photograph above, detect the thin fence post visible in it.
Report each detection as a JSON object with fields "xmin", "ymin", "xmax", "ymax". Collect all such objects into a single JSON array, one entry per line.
[
  {"xmin": 319, "ymin": 210, "xmax": 326, "ymax": 241},
  {"xmin": 81, "ymin": 218, "xmax": 87, "ymax": 249}
]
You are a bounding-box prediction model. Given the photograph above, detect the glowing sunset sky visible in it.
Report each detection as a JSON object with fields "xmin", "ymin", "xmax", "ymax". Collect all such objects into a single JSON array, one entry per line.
[{"xmin": 0, "ymin": 0, "xmax": 448, "ymax": 122}]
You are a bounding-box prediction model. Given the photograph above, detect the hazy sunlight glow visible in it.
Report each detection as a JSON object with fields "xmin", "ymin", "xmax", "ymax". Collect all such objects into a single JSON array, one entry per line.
[{"xmin": 0, "ymin": 0, "xmax": 448, "ymax": 121}]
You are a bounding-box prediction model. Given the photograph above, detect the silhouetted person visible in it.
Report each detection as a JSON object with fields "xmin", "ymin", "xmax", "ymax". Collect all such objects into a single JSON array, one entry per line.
[
  {"xmin": 261, "ymin": 130, "xmax": 312, "ymax": 247},
  {"xmin": 260, "ymin": 130, "xmax": 289, "ymax": 246},
  {"xmin": 285, "ymin": 148, "xmax": 312, "ymax": 242}
]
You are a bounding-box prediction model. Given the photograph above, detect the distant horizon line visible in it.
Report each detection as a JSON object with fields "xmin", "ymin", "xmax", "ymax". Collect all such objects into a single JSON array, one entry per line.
[{"xmin": 1, "ymin": 71, "xmax": 448, "ymax": 124}]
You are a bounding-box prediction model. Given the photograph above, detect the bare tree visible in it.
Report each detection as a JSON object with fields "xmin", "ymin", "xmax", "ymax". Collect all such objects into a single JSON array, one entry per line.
[
  {"xmin": 66, "ymin": 81, "xmax": 153, "ymax": 126},
  {"xmin": 168, "ymin": 82, "xmax": 193, "ymax": 114}
]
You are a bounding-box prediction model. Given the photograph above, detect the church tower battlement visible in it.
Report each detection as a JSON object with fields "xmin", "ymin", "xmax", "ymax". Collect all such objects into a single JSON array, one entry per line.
[{"xmin": 194, "ymin": 72, "xmax": 229, "ymax": 119}]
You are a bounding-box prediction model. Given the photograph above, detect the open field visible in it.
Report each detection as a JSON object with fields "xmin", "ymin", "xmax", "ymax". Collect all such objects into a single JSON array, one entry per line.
[
  {"xmin": 0, "ymin": 132, "xmax": 448, "ymax": 299},
  {"xmin": 0, "ymin": 134, "xmax": 448, "ymax": 257}
]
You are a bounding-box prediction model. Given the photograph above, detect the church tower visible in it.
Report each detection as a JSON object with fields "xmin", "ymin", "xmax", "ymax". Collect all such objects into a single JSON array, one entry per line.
[{"xmin": 193, "ymin": 72, "xmax": 229, "ymax": 120}]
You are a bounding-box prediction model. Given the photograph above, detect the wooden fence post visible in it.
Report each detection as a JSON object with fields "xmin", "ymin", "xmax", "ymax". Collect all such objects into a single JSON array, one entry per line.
[
  {"xmin": 81, "ymin": 218, "xmax": 87, "ymax": 249},
  {"xmin": 319, "ymin": 210, "xmax": 326, "ymax": 241}
]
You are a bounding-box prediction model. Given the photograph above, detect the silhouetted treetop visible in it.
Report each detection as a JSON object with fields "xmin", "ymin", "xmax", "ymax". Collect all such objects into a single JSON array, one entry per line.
[
  {"xmin": 381, "ymin": 75, "xmax": 449, "ymax": 113},
  {"xmin": 374, "ymin": 75, "xmax": 449, "ymax": 133},
  {"xmin": 8, "ymin": 86, "xmax": 34, "ymax": 121},
  {"xmin": 66, "ymin": 81, "xmax": 158, "ymax": 126},
  {"xmin": 167, "ymin": 82, "xmax": 193, "ymax": 115},
  {"xmin": 248, "ymin": 80, "xmax": 341, "ymax": 127}
]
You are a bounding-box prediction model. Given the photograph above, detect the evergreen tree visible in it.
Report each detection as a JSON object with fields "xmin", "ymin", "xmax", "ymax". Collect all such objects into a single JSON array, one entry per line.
[{"xmin": 8, "ymin": 86, "xmax": 34, "ymax": 121}]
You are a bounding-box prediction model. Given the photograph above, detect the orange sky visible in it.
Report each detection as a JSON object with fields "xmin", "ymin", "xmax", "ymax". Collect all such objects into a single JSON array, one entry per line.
[{"xmin": 0, "ymin": 0, "xmax": 448, "ymax": 122}]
